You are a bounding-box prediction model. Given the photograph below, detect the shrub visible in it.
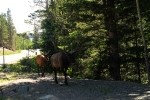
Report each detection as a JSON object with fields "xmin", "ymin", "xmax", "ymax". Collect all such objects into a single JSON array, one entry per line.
[{"xmin": 20, "ymin": 57, "xmax": 37, "ymax": 72}]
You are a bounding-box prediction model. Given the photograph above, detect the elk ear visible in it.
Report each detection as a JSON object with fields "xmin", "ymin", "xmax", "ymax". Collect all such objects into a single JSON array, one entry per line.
[{"xmin": 45, "ymin": 51, "xmax": 50, "ymax": 56}]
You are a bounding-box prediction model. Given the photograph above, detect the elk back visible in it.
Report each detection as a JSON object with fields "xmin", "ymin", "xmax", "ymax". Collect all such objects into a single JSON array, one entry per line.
[
  {"xmin": 36, "ymin": 55, "xmax": 47, "ymax": 67},
  {"xmin": 51, "ymin": 52, "xmax": 71, "ymax": 69}
]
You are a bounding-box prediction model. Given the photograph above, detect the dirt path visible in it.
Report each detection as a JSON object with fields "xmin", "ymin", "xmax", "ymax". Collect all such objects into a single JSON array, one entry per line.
[{"xmin": 0, "ymin": 74, "xmax": 150, "ymax": 100}]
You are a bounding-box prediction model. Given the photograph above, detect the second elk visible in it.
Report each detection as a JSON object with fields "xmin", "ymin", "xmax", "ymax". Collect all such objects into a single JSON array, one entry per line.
[{"xmin": 36, "ymin": 54, "xmax": 48, "ymax": 77}]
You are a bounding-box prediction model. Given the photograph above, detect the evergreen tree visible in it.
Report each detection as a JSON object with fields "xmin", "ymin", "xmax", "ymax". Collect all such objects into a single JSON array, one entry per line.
[
  {"xmin": 0, "ymin": 13, "xmax": 8, "ymax": 48},
  {"xmin": 7, "ymin": 8, "xmax": 16, "ymax": 50},
  {"xmin": 34, "ymin": 0, "xmax": 150, "ymax": 83},
  {"xmin": 0, "ymin": 14, "xmax": 5, "ymax": 47}
]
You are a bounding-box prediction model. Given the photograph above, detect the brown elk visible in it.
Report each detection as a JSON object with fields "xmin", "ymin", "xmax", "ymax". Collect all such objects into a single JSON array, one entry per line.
[
  {"xmin": 51, "ymin": 52, "xmax": 75, "ymax": 85},
  {"xmin": 35, "ymin": 54, "xmax": 49, "ymax": 77}
]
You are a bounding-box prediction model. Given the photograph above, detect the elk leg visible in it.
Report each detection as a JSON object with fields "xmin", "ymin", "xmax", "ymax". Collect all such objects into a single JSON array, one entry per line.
[
  {"xmin": 37, "ymin": 65, "xmax": 40, "ymax": 76},
  {"xmin": 63, "ymin": 69, "xmax": 68, "ymax": 85},
  {"xmin": 54, "ymin": 69, "xmax": 58, "ymax": 84},
  {"xmin": 41, "ymin": 67, "xmax": 45, "ymax": 77}
]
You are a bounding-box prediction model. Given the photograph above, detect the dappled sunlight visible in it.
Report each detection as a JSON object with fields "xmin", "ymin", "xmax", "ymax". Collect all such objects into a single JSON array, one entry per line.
[
  {"xmin": 38, "ymin": 94, "xmax": 60, "ymax": 100},
  {"xmin": 134, "ymin": 93, "xmax": 150, "ymax": 99},
  {"xmin": 128, "ymin": 93, "xmax": 140, "ymax": 96},
  {"xmin": 128, "ymin": 91, "xmax": 150, "ymax": 99},
  {"xmin": 133, "ymin": 90, "xmax": 150, "ymax": 99}
]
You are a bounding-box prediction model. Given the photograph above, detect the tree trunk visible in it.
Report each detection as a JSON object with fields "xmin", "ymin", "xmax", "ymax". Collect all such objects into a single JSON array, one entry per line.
[
  {"xmin": 136, "ymin": 0, "xmax": 150, "ymax": 84},
  {"xmin": 103, "ymin": 0, "xmax": 121, "ymax": 80}
]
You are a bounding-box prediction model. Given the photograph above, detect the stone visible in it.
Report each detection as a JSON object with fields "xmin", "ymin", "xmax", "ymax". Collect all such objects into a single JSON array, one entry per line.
[{"xmin": 38, "ymin": 94, "xmax": 60, "ymax": 100}]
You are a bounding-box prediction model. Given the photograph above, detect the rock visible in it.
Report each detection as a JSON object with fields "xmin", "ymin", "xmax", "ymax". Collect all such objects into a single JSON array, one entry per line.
[{"xmin": 38, "ymin": 94, "xmax": 60, "ymax": 100}]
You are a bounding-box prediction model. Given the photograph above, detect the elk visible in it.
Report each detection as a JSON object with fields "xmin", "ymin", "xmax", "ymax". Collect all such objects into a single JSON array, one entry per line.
[
  {"xmin": 35, "ymin": 54, "xmax": 49, "ymax": 77},
  {"xmin": 51, "ymin": 52, "xmax": 75, "ymax": 85}
]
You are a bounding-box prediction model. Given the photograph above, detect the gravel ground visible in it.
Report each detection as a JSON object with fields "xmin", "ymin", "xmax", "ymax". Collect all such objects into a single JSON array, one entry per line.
[{"xmin": 0, "ymin": 76, "xmax": 150, "ymax": 100}]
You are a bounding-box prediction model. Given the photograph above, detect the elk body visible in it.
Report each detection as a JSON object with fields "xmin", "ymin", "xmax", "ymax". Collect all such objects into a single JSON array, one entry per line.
[
  {"xmin": 51, "ymin": 52, "xmax": 72, "ymax": 85},
  {"xmin": 35, "ymin": 55, "xmax": 48, "ymax": 77}
]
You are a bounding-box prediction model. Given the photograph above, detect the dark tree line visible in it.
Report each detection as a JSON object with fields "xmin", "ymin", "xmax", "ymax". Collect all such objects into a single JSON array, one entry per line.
[{"xmin": 33, "ymin": 0, "xmax": 150, "ymax": 84}]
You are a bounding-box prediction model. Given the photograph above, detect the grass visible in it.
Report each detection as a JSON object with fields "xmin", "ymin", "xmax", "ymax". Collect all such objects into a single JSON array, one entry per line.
[
  {"xmin": 0, "ymin": 63, "xmax": 30, "ymax": 84},
  {"xmin": 0, "ymin": 58, "xmax": 40, "ymax": 84},
  {"xmin": 0, "ymin": 48, "xmax": 21, "ymax": 56},
  {"xmin": 0, "ymin": 72, "xmax": 40, "ymax": 84},
  {"xmin": 0, "ymin": 72, "xmax": 18, "ymax": 84}
]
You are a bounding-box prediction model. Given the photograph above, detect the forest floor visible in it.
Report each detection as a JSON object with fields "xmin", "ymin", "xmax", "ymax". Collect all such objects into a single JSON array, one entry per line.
[{"xmin": 0, "ymin": 73, "xmax": 150, "ymax": 100}]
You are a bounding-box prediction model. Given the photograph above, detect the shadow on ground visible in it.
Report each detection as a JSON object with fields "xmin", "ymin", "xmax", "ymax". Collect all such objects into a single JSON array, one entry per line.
[{"xmin": 0, "ymin": 75, "xmax": 150, "ymax": 100}]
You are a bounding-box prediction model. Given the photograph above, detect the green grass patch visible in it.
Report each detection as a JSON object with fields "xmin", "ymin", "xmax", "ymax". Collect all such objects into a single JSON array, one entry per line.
[{"xmin": 0, "ymin": 48, "xmax": 21, "ymax": 56}]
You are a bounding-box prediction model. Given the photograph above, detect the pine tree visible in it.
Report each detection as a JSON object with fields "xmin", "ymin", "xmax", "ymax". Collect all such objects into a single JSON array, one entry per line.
[
  {"xmin": 7, "ymin": 8, "xmax": 16, "ymax": 50},
  {"xmin": 0, "ymin": 13, "xmax": 8, "ymax": 48}
]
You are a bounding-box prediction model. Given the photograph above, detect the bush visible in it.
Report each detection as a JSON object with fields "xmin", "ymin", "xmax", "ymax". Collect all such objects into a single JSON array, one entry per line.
[
  {"xmin": 20, "ymin": 57, "xmax": 37, "ymax": 72},
  {"xmin": 0, "ymin": 64, "xmax": 23, "ymax": 73}
]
